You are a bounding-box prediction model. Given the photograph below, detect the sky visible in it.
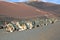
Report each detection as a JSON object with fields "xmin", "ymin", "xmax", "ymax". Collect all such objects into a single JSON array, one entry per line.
[
  {"xmin": 42, "ymin": 0, "xmax": 60, "ymax": 4},
  {"xmin": 0, "ymin": 0, "xmax": 60, "ymax": 4}
]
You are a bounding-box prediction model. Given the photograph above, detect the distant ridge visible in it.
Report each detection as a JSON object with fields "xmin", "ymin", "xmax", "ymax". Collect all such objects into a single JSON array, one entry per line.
[{"xmin": 25, "ymin": 1, "xmax": 60, "ymax": 18}]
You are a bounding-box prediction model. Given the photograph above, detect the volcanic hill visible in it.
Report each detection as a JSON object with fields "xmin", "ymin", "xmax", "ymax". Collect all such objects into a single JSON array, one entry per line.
[
  {"xmin": 0, "ymin": 1, "xmax": 58, "ymax": 21},
  {"xmin": 25, "ymin": 1, "xmax": 60, "ymax": 18}
]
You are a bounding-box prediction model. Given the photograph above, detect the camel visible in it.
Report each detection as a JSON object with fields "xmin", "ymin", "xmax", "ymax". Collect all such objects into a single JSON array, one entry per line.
[
  {"xmin": 15, "ymin": 22, "xmax": 27, "ymax": 31},
  {"xmin": 48, "ymin": 18, "xmax": 58, "ymax": 24},
  {"xmin": 5, "ymin": 23, "xmax": 15, "ymax": 32},
  {"xmin": 25, "ymin": 21, "xmax": 33, "ymax": 29}
]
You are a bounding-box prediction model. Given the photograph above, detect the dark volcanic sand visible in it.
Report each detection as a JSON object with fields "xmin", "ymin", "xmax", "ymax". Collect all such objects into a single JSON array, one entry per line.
[{"xmin": 0, "ymin": 21, "xmax": 60, "ymax": 40}]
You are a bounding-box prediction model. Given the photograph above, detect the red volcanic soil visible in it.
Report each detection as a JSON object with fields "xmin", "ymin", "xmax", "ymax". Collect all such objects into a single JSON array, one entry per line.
[
  {"xmin": 0, "ymin": 1, "xmax": 55, "ymax": 19},
  {"xmin": 25, "ymin": 1, "xmax": 60, "ymax": 18}
]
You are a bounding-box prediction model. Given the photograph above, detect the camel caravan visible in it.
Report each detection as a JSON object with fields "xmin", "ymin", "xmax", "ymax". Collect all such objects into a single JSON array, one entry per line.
[{"xmin": 0, "ymin": 17, "xmax": 58, "ymax": 32}]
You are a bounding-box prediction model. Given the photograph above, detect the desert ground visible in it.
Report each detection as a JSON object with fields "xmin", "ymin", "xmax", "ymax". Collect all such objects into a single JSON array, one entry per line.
[{"xmin": 0, "ymin": 21, "xmax": 60, "ymax": 40}]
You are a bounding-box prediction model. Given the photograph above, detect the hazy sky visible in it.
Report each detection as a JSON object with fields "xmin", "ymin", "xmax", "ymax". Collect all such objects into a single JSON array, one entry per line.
[
  {"xmin": 0, "ymin": 0, "xmax": 60, "ymax": 4},
  {"xmin": 43, "ymin": 0, "xmax": 60, "ymax": 4}
]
